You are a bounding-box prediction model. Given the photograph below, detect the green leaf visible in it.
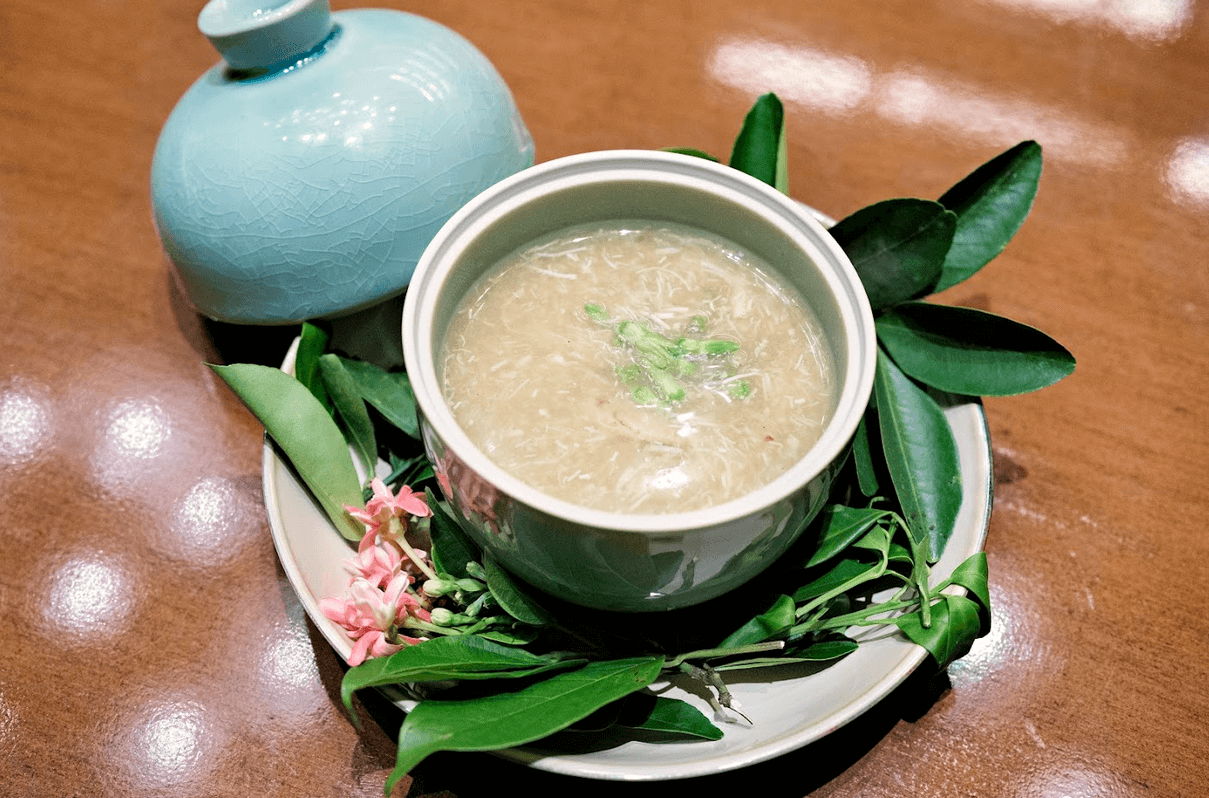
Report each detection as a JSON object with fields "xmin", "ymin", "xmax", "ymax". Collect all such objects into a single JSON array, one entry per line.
[
  {"xmin": 791, "ymin": 557, "xmax": 881, "ymax": 603},
  {"xmin": 793, "ymin": 637, "xmax": 860, "ymax": 661},
  {"xmin": 478, "ymin": 625, "xmax": 542, "ymax": 646},
  {"xmin": 729, "ymin": 93, "xmax": 788, "ymax": 193},
  {"xmin": 942, "ymin": 551, "xmax": 992, "ymax": 633},
  {"xmin": 338, "ymin": 357, "xmax": 420, "ymax": 439},
  {"xmin": 340, "ymin": 636, "xmax": 582, "ymax": 719},
  {"xmin": 616, "ymin": 694, "xmax": 723, "ymax": 740},
  {"xmin": 935, "ymin": 140, "xmax": 1043, "ymax": 292},
  {"xmin": 852, "ymin": 522, "xmax": 894, "ymax": 557},
  {"xmin": 807, "ymin": 505, "xmax": 889, "ymax": 567},
  {"xmin": 714, "ymin": 636, "xmax": 859, "ymax": 671},
  {"xmin": 209, "ymin": 363, "xmax": 363, "ymax": 541},
  {"xmin": 718, "ymin": 594, "xmax": 795, "ymax": 647},
  {"xmin": 405, "ymin": 462, "xmax": 434, "ymax": 485},
  {"xmin": 566, "ymin": 697, "xmax": 624, "ymax": 732},
  {"xmin": 829, "ymin": 199, "xmax": 956, "ymax": 310},
  {"xmin": 427, "ymin": 492, "xmax": 479, "ymax": 579},
  {"xmin": 294, "ymin": 322, "xmax": 331, "ymax": 411},
  {"xmin": 484, "ymin": 553, "xmax": 554, "ymax": 627},
  {"xmin": 874, "ymin": 350, "xmax": 963, "ymax": 563},
  {"xmin": 851, "ymin": 413, "xmax": 880, "ymax": 497},
  {"xmin": 895, "ymin": 593, "xmax": 984, "ymax": 669},
  {"xmin": 662, "ymin": 147, "xmax": 720, "ymax": 162},
  {"xmin": 386, "ymin": 657, "xmax": 664, "ymax": 793},
  {"xmin": 888, "ymin": 542, "xmax": 913, "ymax": 565},
  {"xmin": 876, "ymin": 302, "xmax": 1075, "ymax": 396},
  {"xmin": 318, "ymin": 354, "xmax": 377, "ymax": 477}
]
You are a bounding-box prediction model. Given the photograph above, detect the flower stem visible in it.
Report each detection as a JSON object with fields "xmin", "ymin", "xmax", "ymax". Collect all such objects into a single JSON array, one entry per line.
[
  {"xmin": 402, "ymin": 618, "xmax": 462, "ymax": 637},
  {"xmin": 664, "ymin": 640, "xmax": 785, "ymax": 669},
  {"xmin": 389, "ymin": 516, "xmax": 437, "ymax": 582}
]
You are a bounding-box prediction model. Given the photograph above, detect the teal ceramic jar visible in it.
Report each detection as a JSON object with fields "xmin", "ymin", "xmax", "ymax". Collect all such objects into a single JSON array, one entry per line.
[{"xmin": 151, "ymin": 0, "xmax": 535, "ymax": 324}]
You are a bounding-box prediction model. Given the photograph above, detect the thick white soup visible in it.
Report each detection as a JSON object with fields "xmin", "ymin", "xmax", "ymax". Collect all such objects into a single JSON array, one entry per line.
[{"xmin": 439, "ymin": 222, "xmax": 836, "ymax": 514}]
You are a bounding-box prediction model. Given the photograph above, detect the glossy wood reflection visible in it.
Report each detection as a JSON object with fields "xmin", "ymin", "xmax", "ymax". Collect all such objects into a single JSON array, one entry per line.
[{"xmin": 1, "ymin": 0, "xmax": 1206, "ymax": 797}]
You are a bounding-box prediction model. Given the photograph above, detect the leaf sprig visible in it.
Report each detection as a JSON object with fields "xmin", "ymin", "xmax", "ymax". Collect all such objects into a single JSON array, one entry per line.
[
  {"xmin": 679, "ymin": 93, "xmax": 1074, "ymax": 563},
  {"xmin": 209, "ymin": 92, "xmax": 1074, "ymax": 794}
]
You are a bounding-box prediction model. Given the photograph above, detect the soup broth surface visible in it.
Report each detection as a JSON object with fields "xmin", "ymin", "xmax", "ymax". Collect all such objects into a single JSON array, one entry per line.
[{"xmin": 439, "ymin": 221, "xmax": 836, "ymax": 514}]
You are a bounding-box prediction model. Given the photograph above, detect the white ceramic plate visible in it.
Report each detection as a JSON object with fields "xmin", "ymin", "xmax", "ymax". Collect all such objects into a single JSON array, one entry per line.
[{"xmin": 261, "ymin": 335, "xmax": 992, "ymax": 781}]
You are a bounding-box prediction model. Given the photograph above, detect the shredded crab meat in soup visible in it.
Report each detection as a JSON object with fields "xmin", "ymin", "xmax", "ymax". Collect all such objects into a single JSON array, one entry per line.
[{"xmin": 439, "ymin": 222, "xmax": 836, "ymax": 514}]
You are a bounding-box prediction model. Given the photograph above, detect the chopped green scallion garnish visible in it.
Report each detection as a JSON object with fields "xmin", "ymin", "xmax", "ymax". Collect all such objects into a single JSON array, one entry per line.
[
  {"xmin": 584, "ymin": 303, "xmax": 749, "ymax": 406},
  {"xmin": 616, "ymin": 364, "xmax": 642, "ymax": 384},
  {"xmin": 676, "ymin": 337, "xmax": 739, "ymax": 356},
  {"xmin": 650, "ymin": 369, "xmax": 687, "ymax": 403},
  {"xmin": 584, "ymin": 303, "xmax": 608, "ymax": 322},
  {"xmin": 632, "ymin": 385, "xmax": 660, "ymax": 405}
]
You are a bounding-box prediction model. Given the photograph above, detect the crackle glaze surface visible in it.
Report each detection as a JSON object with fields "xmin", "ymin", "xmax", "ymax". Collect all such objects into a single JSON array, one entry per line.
[
  {"xmin": 2, "ymin": 0, "xmax": 1207, "ymax": 796},
  {"xmin": 151, "ymin": 7, "xmax": 535, "ymax": 324}
]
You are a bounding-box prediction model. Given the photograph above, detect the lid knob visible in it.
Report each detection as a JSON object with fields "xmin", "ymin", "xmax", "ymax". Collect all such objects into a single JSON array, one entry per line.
[{"xmin": 198, "ymin": 0, "xmax": 333, "ymax": 70}]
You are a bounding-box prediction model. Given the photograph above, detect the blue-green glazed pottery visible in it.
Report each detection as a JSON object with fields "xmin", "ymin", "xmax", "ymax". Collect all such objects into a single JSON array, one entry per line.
[{"xmin": 151, "ymin": 0, "xmax": 535, "ymax": 324}]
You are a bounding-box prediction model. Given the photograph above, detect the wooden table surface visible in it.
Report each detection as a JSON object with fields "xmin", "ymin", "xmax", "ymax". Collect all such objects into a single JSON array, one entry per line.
[{"xmin": 2, "ymin": 1, "xmax": 1206, "ymax": 796}]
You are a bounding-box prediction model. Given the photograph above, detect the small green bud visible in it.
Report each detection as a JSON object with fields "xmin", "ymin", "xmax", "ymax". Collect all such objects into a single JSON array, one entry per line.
[
  {"xmin": 423, "ymin": 577, "xmax": 455, "ymax": 597},
  {"xmin": 465, "ymin": 592, "xmax": 489, "ymax": 616},
  {"xmin": 431, "ymin": 607, "xmax": 476, "ymax": 626}
]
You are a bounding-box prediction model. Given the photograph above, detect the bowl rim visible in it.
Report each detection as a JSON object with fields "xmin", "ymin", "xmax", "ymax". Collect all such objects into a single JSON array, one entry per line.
[{"xmin": 402, "ymin": 149, "xmax": 876, "ymax": 534}]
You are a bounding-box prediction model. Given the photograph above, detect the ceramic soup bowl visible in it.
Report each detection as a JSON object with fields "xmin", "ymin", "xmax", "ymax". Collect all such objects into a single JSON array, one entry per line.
[{"xmin": 402, "ymin": 150, "xmax": 875, "ymax": 612}]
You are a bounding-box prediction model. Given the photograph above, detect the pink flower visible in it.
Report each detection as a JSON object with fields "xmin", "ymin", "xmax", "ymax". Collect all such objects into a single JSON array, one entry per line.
[
  {"xmin": 319, "ymin": 573, "xmax": 430, "ymax": 666},
  {"xmin": 341, "ymin": 541, "xmax": 403, "ymax": 589},
  {"xmin": 346, "ymin": 479, "xmax": 431, "ymax": 555},
  {"xmin": 348, "ymin": 478, "xmax": 431, "ymax": 530},
  {"xmin": 328, "ymin": 480, "xmax": 441, "ymax": 663}
]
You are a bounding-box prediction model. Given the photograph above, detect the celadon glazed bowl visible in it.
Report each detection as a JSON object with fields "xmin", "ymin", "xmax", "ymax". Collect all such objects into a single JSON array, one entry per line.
[
  {"xmin": 402, "ymin": 151, "xmax": 876, "ymax": 612},
  {"xmin": 151, "ymin": 0, "xmax": 534, "ymax": 324}
]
